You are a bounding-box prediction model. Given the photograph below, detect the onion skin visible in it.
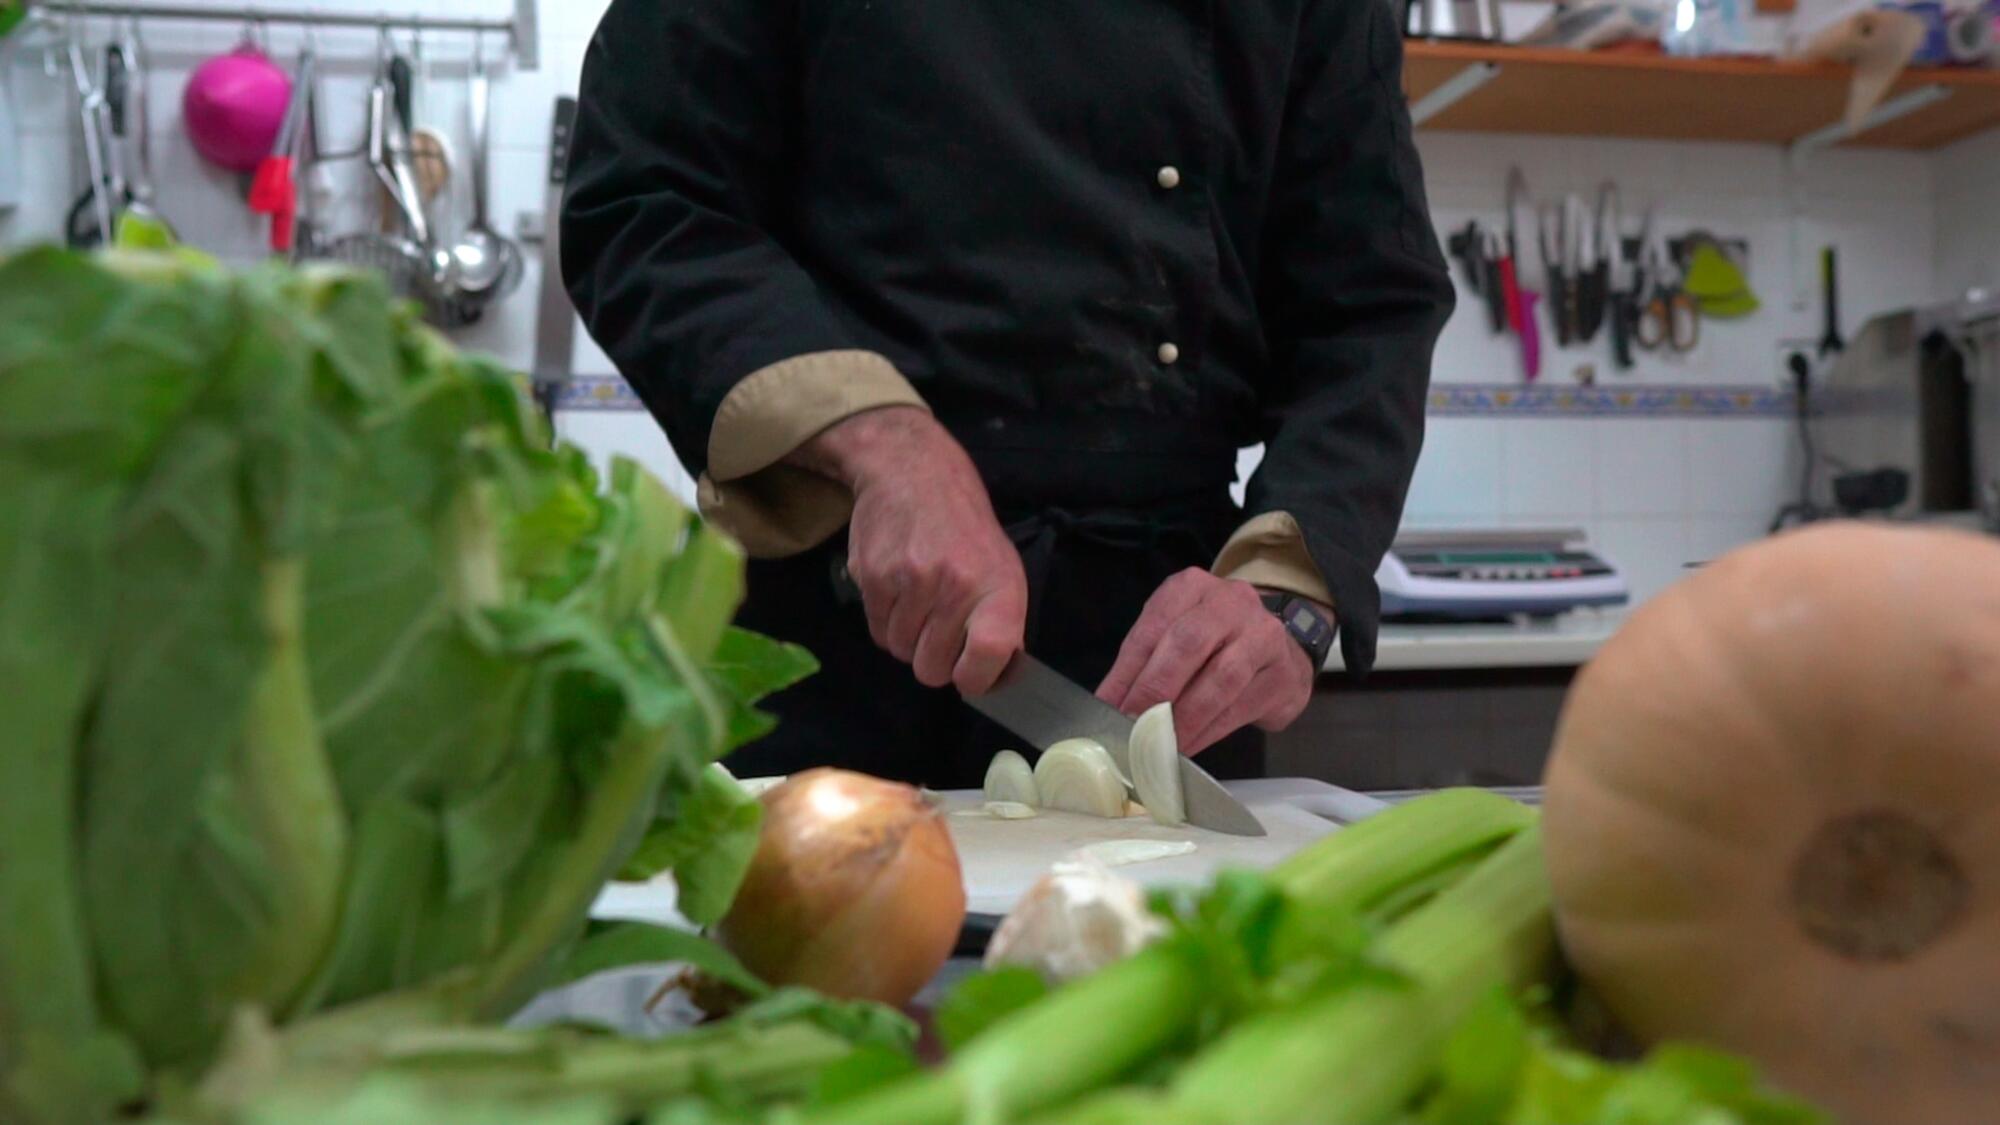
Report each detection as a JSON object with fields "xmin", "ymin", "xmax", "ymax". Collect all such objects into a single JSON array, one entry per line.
[{"xmin": 715, "ymin": 768, "xmax": 966, "ymax": 1009}]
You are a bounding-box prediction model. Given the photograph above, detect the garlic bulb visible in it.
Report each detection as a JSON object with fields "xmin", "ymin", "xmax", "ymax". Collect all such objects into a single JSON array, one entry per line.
[
  {"xmin": 983, "ymin": 749, "xmax": 1039, "ymax": 807},
  {"xmin": 1129, "ymin": 702, "xmax": 1185, "ymax": 826},
  {"xmin": 1032, "ymin": 739, "xmax": 1128, "ymax": 818},
  {"xmin": 984, "ymin": 855, "xmax": 1166, "ymax": 982}
]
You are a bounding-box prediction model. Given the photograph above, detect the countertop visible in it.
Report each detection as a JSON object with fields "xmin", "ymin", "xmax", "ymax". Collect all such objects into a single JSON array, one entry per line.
[{"xmin": 1325, "ymin": 610, "xmax": 1624, "ymax": 673}]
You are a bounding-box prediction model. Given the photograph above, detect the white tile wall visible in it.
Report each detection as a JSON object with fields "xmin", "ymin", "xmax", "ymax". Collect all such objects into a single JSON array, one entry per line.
[
  {"xmin": 1403, "ymin": 418, "xmax": 1503, "ymax": 526},
  {"xmin": 0, "ymin": 0, "xmax": 1976, "ymax": 607},
  {"xmin": 1500, "ymin": 420, "xmax": 1595, "ymax": 523},
  {"xmin": 1590, "ymin": 517, "xmax": 1693, "ymax": 603},
  {"xmin": 1686, "ymin": 513, "xmax": 1778, "ymax": 568},
  {"xmin": 1591, "ymin": 419, "xmax": 1689, "ymax": 518},
  {"xmin": 1688, "ymin": 418, "xmax": 1801, "ymax": 517}
]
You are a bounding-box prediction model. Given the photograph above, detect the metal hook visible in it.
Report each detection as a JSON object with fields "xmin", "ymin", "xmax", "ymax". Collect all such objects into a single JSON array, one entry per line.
[{"xmin": 239, "ymin": 12, "xmax": 271, "ymax": 52}]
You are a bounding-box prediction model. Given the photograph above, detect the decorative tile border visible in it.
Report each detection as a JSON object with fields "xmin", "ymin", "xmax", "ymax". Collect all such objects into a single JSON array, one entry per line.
[
  {"xmin": 556, "ymin": 376, "xmax": 647, "ymax": 411},
  {"xmin": 557, "ymin": 375, "xmax": 1800, "ymax": 418},
  {"xmin": 1426, "ymin": 383, "xmax": 1797, "ymax": 417}
]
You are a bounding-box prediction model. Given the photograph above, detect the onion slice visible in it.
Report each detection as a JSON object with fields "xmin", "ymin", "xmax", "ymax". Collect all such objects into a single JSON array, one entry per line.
[
  {"xmin": 951, "ymin": 801, "xmax": 1039, "ymax": 820},
  {"xmin": 983, "ymin": 749, "xmax": 1039, "ymax": 807},
  {"xmin": 1129, "ymin": 702, "xmax": 1185, "ymax": 827},
  {"xmin": 1077, "ymin": 839, "xmax": 1198, "ymax": 867},
  {"xmin": 1033, "ymin": 739, "xmax": 1128, "ymax": 818}
]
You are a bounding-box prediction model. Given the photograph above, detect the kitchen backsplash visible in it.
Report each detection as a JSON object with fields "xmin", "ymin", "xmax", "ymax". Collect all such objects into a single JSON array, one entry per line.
[{"xmin": 3, "ymin": 0, "xmax": 1987, "ymax": 604}]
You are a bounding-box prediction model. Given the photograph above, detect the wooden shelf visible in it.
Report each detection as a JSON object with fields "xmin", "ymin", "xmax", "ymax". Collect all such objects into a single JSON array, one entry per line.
[{"xmin": 1404, "ymin": 41, "xmax": 2000, "ymax": 150}]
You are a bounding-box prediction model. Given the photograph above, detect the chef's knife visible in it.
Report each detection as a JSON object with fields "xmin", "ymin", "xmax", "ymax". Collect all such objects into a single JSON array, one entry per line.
[{"xmin": 966, "ymin": 653, "xmax": 1267, "ymax": 837}]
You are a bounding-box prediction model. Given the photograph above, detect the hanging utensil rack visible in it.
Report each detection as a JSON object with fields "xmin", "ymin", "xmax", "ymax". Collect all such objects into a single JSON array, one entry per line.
[{"xmin": 29, "ymin": 0, "xmax": 541, "ymax": 69}]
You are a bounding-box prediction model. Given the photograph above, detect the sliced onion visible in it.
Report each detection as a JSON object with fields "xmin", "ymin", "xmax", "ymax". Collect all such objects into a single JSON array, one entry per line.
[
  {"xmin": 715, "ymin": 768, "xmax": 966, "ymax": 1007},
  {"xmin": 1077, "ymin": 839, "xmax": 1197, "ymax": 868},
  {"xmin": 1033, "ymin": 739, "xmax": 1128, "ymax": 819},
  {"xmin": 949, "ymin": 801, "xmax": 1039, "ymax": 820},
  {"xmin": 983, "ymin": 749, "xmax": 1039, "ymax": 806},
  {"xmin": 1129, "ymin": 702, "xmax": 1185, "ymax": 827}
]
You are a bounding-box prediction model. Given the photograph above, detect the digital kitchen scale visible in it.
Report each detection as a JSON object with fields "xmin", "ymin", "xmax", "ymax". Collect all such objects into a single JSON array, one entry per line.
[{"xmin": 1376, "ymin": 528, "xmax": 1629, "ymax": 620}]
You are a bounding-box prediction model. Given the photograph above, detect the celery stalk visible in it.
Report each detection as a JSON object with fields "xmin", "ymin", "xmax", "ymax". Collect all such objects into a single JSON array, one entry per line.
[
  {"xmin": 813, "ymin": 790, "xmax": 1535, "ymax": 1125},
  {"xmin": 1269, "ymin": 787, "xmax": 1535, "ymax": 906},
  {"xmin": 236, "ymin": 557, "xmax": 348, "ymax": 1016},
  {"xmin": 816, "ymin": 941, "xmax": 1201, "ymax": 1125},
  {"xmin": 1162, "ymin": 827, "xmax": 1555, "ymax": 1125}
]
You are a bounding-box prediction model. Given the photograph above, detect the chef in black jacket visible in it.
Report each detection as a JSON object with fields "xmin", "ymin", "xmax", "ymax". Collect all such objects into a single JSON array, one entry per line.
[{"xmin": 562, "ymin": 0, "xmax": 1454, "ymax": 789}]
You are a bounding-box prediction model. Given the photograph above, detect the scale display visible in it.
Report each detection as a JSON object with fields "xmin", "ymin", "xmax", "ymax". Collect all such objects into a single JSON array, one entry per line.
[{"xmin": 1377, "ymin": 530, "xmax": 1629, "ymax": 619}]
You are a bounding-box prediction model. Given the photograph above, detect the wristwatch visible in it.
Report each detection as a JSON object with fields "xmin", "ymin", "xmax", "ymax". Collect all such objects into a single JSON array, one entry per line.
[{"xmin": 1260, "ymin": 591, "xmax": 1337, "ymax": 671}]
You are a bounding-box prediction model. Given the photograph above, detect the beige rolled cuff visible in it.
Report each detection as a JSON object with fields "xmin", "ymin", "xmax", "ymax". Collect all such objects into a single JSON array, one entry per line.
[
  {"xmin": 1213, "ymin": 510, "xmax": 1336, "ymax": 613},
  {"xmin": 698, "ymin": 350, "xmax": 926, "ymax": 558}
]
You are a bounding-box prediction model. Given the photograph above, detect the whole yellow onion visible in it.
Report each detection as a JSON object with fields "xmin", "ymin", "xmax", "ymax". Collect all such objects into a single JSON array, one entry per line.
[{"xmin": 716, "ymin": 768, "xmax": 966, "ymax": 1008}]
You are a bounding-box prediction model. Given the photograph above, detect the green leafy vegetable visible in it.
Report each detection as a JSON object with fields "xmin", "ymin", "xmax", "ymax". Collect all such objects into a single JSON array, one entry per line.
[
  {"xmin": 805, "ymin": 1045, "xmax": 924, "ymax": 1109},
  {"xmin": 932, "ymin": 968, "xmax": 1049, "ymax": 1053},
  {"xmin": 730, "ymin": 988, "xmax": 920, "ymax": 1058},
  {"xmin": 816, "ymin": 789, "xmax": 1537, "ymax": 1125},
  {"xmin": 0, "ymin": 247, "xmax": 822, "ymax": 1121},
  {"xmin": 619, "ymin": 764, "xmax": 765, "ymax": 926},
  {"xmin": 1420, "ymin": 987, "xmax": 1827, "ymax": 1125},
  {"xmin": 550, "ymin": 922, "xmax": 766, "ymax": 997}
]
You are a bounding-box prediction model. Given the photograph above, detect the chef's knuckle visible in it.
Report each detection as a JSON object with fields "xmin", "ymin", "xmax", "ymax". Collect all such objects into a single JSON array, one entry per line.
[
  {"xmin": 1130, "ymin": 672, "xmax": 1174, "ymax": 707},
  {"xmin": 1256, "ymin": 614, "xmax": 1291, "ymax": 648},
  {"xmin": 1162, "ymin": 568, "xmax": 1206, "ymax": 600},
  {"xmin": 1162, "ymin": 619, "xmax": 1209, "ymax": 660},
  {"xmin": 942, "ymin": 555, "xmax": 985, "ymax": 592},
  {"xmin": 965, "ymin": 626, "xmax": 1010, "ymax": 662},
  {"xmin": 868, "ymin": 557, "xmax": 907, "ymax": 589},
  {"xmin": 1217, "ymin": 651, "xmax": 1257, "ymax": 690},
  {"xmin": 914, "ymin": 656, "xmax": 951, "ymax": 688}
]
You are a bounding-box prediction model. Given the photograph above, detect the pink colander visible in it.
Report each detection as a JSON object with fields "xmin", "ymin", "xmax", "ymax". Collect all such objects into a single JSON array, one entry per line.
[{"xmin": 182, "ymin": 44, "xmax": 292, "ymax": 173}]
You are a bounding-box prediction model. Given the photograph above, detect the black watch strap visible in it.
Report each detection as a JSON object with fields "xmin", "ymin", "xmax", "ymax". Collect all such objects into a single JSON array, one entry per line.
[{"xmin": 1260, "ymin": 591, "xmax": 1337, "ymax": 671}]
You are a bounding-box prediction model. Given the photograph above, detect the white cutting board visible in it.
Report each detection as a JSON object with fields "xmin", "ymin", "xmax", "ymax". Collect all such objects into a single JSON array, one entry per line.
[{"xmin": 945, "ymin": 777, "xmax": 1388, "ymax": 916}]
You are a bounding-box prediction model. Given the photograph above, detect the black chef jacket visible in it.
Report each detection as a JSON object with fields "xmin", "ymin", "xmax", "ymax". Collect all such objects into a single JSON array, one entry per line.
[{"xmin": 561, "ymin": 0, "xmax": 1454, "ymax": 675}]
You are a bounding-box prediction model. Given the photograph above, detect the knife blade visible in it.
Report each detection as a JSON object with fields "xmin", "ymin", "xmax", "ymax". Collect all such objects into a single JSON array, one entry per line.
[{"xmin": 964, "ymin": 653, "xmax": 1266, "ymax": 837}]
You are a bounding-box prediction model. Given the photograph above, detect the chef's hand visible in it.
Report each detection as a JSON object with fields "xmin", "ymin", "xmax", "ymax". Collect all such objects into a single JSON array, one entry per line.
[
  {"xmin": 1097, "ymin": 569, "xmax": 1318, "ymax": 755},
  {"xmin": 791, "ymin": 406, "xmax": 1027, "ymax": 695}
]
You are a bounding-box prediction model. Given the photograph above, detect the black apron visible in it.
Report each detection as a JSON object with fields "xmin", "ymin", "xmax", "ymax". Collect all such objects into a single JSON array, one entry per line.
[{"xmin": 725, "ymin": 429, "xmax": 1266, "ymax": 790}]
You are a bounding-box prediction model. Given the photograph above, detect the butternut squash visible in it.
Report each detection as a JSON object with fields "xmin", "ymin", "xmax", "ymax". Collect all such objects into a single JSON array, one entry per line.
[{"xmin": 1544, "ymin": 522, "xmax": 2000, "ymax": 1125}]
